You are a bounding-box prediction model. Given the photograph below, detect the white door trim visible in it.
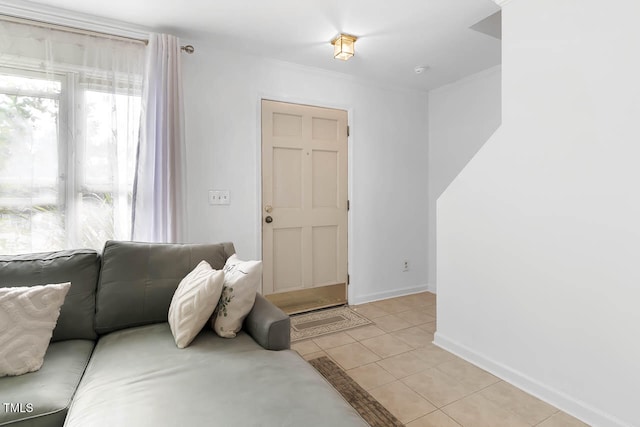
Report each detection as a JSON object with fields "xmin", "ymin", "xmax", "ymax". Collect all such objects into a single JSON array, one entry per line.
[{"xmin": 255, "ymin": 93, "xmax": 355, "ymax": 302}]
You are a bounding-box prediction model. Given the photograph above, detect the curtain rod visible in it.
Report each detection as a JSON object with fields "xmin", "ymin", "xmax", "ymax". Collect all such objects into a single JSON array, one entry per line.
[{"xmin": 0, "ymin": 14, "xmax": 195, "ymax": 54}]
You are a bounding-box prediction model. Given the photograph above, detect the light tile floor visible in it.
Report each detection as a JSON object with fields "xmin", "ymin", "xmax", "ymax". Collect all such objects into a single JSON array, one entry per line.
[{"xmin": 292, "ymin": 292, "xmax": 591, "ymax": 427}]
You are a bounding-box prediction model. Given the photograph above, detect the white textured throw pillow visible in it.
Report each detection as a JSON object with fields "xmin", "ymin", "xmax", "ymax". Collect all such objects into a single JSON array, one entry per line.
[
  {"xmin": 168, "ymin": 261, "xmax": 225, "ymax": 348},
  {"xmin": 0, "ymin": 282, "xmax": 71, "ymax": 377},
  {"xmin": 212, "ymin": 254, "xmax": 262, "ymax": 338}
]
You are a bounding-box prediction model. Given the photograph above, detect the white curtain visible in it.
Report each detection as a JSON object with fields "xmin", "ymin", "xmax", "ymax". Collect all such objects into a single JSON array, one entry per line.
[
  {"xmin": 132, "ymin": 33, "xmax": 186, "ymax": 243},
  {"xmin": 0, "ymin": 19, "xmax": 144, "ymax": 254}
]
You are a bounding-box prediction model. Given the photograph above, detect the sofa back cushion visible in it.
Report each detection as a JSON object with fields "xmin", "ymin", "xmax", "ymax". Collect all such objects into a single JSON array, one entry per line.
[
  {"xmin": 95, "ymin": 240, "xmax": 235, "ymax": 335},
  {"xmin": 0, "ymin": 250, "xmax": 100, "ymax": 341}
]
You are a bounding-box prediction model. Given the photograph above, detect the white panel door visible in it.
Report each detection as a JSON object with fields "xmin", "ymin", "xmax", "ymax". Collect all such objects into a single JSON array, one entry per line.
[{"xmin": 261, "ymin": 100, "xmax": 348, "ymax": 297}]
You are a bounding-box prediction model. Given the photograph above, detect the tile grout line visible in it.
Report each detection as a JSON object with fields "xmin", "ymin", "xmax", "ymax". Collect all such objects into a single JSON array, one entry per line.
[{"xmin": 533, "ymin": 409, "xmax": 562, "ymax": 426}]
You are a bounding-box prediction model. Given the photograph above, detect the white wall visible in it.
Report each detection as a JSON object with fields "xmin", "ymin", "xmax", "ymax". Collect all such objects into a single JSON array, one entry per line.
[
  {"xmin": 427, "ymin": 66, "xmax": 501, "ymax": 290},
  {"xmin": 181, "ymin": 42, "xmax": 429, "ymax": 304},
  {"xmin": 436, "ymin": 1, "xmax": 640, "ymax": 426}
]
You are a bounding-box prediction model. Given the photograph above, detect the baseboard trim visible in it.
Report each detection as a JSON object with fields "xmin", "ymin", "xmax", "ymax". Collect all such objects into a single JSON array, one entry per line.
[
  {"xmin": 433, "ymin": 333, "xmax": 631, "ymax": 427},
  {"xmin": 350, "ymin": 284, "xmax": 430, "ymax": 305}
]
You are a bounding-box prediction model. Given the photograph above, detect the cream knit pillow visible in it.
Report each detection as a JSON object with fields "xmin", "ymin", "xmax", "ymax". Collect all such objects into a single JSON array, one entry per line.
[
  {"xmin": 168, "ymin": 261, "xmax": 225, "ymax": 348},
  {"xmin": 0, "ymin": 282, "xmax": 71, "ymax": 377},
  {"xmin": 212, "ymin": 254, "xmax": 262, "ymax": 338}
]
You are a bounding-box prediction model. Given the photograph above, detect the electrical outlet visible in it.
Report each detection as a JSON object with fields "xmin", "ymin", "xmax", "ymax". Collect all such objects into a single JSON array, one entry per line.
[{"xmin": 403, "ymin": 260, "xmax": 409, "ymax": 272}]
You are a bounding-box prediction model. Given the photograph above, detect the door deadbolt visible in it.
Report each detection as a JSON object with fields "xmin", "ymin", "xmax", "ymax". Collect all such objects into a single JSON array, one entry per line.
[{"xmin": 265, "ymin": 205, "xmax": 273, "ymax": 213}]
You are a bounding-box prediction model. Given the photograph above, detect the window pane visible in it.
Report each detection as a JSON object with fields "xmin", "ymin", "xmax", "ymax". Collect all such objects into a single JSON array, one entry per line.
[
  {"xmin": 79, "ymin": 90, "xmax": 140, "ymax": 249},
  {"xmin": 78, "ymin": 192, "xmax": 115, "ymax": 248},
  {"xmin": 0, "ymin": 74, "xmax": 63, "ymax": 254},
  {"xmin": 0, "ymin": 207, "xmax": 65, "ymax": 254}
]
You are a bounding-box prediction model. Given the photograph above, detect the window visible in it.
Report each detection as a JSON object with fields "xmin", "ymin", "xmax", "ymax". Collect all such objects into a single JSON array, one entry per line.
[
  {"xmin": 0, "ymin": 19, "xmax": 144, "ymax": 254},
  {"xmin": 0, "ymin": 71, "xmax": 64, "ymax": 253},
  {"xmin": 0, "ymin": 70, "xmax": 141, "ymax": 254},
  {"xmin": 79, "ymin": 89, "xmax": 140, "ymax": 249}
]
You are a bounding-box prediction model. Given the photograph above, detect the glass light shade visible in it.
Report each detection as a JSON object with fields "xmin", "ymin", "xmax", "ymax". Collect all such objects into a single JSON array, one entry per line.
[{"xmin": 332, "ymin": 35, "xmax": 356, "ymax": 60}]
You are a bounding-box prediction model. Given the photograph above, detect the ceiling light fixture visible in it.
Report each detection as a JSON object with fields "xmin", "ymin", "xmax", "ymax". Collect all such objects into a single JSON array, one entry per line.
[{"xmin": 331, "ymin": 34, "xmax": 357, "ymax": 61}]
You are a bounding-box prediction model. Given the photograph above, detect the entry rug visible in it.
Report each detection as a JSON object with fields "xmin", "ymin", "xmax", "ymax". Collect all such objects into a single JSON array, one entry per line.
[
  {"xmin": 309, "ymin": 356, "xmax": 404, "ymax": 427},
  {"xmin": 290, "ymin": 306, "xmax": 372, "ymax": 342}
]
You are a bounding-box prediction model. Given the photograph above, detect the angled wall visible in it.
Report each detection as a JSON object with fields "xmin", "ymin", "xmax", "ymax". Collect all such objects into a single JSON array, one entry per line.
[
  {"xmin": 436, "ymin": 1, "xmax": 640, "ymax": 426},
  {"xmin": 428, "ymin": 65, "xmax": 501, "ymax": 290}
]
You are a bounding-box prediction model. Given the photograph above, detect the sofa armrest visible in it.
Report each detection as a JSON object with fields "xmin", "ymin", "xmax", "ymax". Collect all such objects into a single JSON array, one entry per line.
[{"xmin": 244, "ymin": 293, "xmax": 290, "ymax": 350}]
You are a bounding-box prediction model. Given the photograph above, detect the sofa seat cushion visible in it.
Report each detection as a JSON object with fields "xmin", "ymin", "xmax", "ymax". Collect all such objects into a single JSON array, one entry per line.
[
  {"xmin": 0, "ymin": 340, "xmax": 94, "ymax": 427},
  {"xmin": 65, "ymin": 323, "xmax": 367, "ymax": 427}
]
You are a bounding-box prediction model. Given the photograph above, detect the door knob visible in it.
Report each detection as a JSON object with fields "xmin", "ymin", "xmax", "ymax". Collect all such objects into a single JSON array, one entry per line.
[{"xmin": 265, "ymin": 216, "xmax": 273, "ymax": 223}]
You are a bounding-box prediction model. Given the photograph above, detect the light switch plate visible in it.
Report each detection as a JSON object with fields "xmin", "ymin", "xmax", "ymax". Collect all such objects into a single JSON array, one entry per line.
[{"xmin": 208, "ymin": 190, "xmax": 230, "ymax": 205}]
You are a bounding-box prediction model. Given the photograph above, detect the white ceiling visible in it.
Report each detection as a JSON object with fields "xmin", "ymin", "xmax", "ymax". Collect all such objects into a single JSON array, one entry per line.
[{"xmin": 15, "ymin": 0, "xmax": 501, "ymax": 90}]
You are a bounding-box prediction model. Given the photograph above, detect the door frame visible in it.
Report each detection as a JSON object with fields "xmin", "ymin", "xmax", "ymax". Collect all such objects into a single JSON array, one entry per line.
[{"xmin": 255, "ymin": 93, "xmax": 355, "ymax": 303}]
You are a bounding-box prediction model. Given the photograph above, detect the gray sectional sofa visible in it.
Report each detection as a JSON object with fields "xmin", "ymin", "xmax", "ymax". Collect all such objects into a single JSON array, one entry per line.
[{"xmin": 0, "ymin": 241, "xmax": 367, "ymax": 427}]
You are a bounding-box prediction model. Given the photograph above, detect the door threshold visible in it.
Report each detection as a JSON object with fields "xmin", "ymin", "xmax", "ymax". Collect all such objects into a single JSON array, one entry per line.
[{"xmin": 265, "ymin": 283, "xmax": 347, "ymax": 315}]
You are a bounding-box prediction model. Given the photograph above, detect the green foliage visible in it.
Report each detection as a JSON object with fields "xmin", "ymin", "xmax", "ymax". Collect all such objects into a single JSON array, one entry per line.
[
  {"xmin": 0, "ymin": 92, "xmax": 58, "ymax": 172},
  {"xmin": 217, "ymin": 287, "xmax": 235, "ymax": 318}
]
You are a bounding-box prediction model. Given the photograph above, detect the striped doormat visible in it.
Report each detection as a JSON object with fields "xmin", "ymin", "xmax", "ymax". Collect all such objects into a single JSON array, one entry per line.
[{"xmin": 290, "ymin": 306, "xmax": 372, "ymax": 342}]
